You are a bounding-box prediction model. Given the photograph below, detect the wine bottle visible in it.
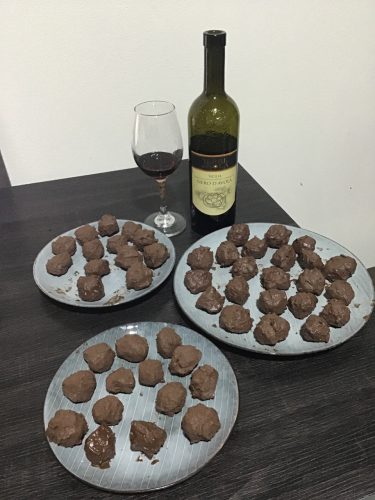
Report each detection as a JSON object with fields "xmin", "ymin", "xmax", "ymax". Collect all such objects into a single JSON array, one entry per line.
[{"xmin": 188, "ymin": 30, "xmax": 239, "ymax": 235}]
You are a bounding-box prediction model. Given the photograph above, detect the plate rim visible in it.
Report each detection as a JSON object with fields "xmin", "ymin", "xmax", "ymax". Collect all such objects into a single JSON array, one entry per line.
[
  {"xmin": 33, "ymin": 219, "xmax": 176, "ymax": 308},
  {"xmin": 43, "ymin": 321, "xmax": 239, "ymax": 493},
  {"xmin": 173, "ymin": 222, "xmax": 375, "ymax": 356}
]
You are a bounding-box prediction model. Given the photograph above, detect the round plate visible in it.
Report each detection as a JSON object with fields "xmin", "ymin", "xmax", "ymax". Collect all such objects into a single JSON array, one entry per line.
[
  {"xmin": 173, "ymin": 223, "xmax": 374, "ymax": 356},
  {"xmin": 33, "ymin": 220, "xmax": 175, "ymax": 307},
  {"xmin": 43, "ymin": 322, "xmax": 239, "ymax": 493}
]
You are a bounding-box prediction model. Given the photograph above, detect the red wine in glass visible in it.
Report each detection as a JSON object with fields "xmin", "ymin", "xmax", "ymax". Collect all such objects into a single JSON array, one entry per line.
[
  {"xmin": 133, "ymin": 150, "xmax": 183, "ymax": 180},
  {"xmin": 132, "ymin": 100, "xmax": 186, "ymax": 237}
]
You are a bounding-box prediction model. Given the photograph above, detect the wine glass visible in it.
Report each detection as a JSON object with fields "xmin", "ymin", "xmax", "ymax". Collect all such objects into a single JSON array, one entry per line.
[{"xmin": 132, "ymin": 100, "xmax": 186, "ymax": 237}]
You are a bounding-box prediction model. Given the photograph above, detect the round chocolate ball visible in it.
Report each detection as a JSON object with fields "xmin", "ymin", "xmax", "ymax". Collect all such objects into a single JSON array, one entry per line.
[
  {"xmin": 181, "ymin": 404, "xmax": 221, "ymax": 444},
  {"xmin": 92, "ymin": 395, "xmax": 124, "ymax": 426},
  {"xmin": 301, "ymin": 315, "xmax": 330, "ymax": 343},
  {"xmin": 156, "ymin": 327, "xmax": 182, "ymax": 359},
  {"xmin": 155, "ymin": 381, "xmax": 187, "ymax": 416},
  {"xmin": 320, "ymin": 299, "xmax": 351, "ymax": 327},
  {"xmin": 115, "ymin": 334, "xmax": 149, "ymax": 362},
  {"xmin": 46, "ymin": 409, "xmax": 88, "ymax": 447},
  {"xmin": 62, "ymin": 370, "xmax": 96, "ymax": 403},
  {"xmin": 288, "ymin": 292, "xmax": 318, "ymax": 319},
  {"xmin": 257, "ymin": 289, "xmax": 288, "ymax": 315},
  {"xmin": 219, "ymin": 304, "xmax": 253, "ymax": 333},
  {"xmin": 83, "ymin": 342, "xmax": 115, "ymax": 373},
  {"xmin": 226, "ymin": 223, "xmax": 250, "ymax": 247},
  {"xmin": 253, "ymin": 314, "xmax": 290, "ymax": 346},
  {"xmin": 187, "ymin": 246, "xmax": 214, "ymax": 271}
]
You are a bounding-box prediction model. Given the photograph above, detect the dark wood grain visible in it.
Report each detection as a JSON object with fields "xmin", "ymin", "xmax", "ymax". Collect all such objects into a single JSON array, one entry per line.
[{"xmin": 1, "ymin": 163, "xmax": 374, "ymax": 500}]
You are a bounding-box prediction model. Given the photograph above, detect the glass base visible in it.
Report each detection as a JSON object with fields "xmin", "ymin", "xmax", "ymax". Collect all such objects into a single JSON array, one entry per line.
[{"xmin": 144, "ymin": 211, "xmax": 186, "ymax": 237}]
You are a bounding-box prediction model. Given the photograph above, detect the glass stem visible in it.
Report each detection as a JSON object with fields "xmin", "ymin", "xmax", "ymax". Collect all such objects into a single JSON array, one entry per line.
[{"xmin": 156, "ymin": 178, "xmax": 168, "ymax": 215}]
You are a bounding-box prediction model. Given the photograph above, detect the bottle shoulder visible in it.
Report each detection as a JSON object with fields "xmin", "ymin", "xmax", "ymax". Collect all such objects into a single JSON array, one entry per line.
[
  {"xmin": 189, "ymin": 92, "xmax": 239, "ymax": 113},
  {"xmin": 188, "ymin": 92, "xmax": 239, "ymax": 135}
]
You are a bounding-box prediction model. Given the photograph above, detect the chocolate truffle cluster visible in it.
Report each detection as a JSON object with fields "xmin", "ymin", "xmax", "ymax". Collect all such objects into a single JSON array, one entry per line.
[
  {"xmin": 46, "ymin": 215, "xmax": 170, "ymax": 302},
  {"xmin": 184, "ymin": 223, "xmax": 357, "ymax": 347},
  {"xmin": 46, "ymin": 325, "xmax": 222, "ymax": 470}
]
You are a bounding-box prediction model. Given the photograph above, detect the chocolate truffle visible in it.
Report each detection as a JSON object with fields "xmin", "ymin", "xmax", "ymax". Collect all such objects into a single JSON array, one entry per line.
[
  {"xmin": 130, "ymin": 421, "xmax": 167, "ymax": 459},
  {"xmin": 301, "ymin": 315, "xmax": 330, "ymax": 343},
  {"xmin": 132, "ymin": 228, "xmax": 157, "ymax": 250},
  {"xmin": 225, "ymin": 276, "xmax": 249, "ymax": 305},
  {"xmin": 261, "ymin": 266, "xmax": 290, "ymax": 290},
  {"xmin": 46, "ymin": 409, "xmax": 88, "ymax": 447},
  {"xmin": 190, "ymin": 365, "xmax": 218, "ymax": 400},
  {"xmin": 74, "ymin": 224, "xmax": 98, "ymax": 245},
  {"xmin": 143, "ymin": 242, "xmax": 169, "ymax": 268},
  {"xmin": 169, "ymin": 345, "xmax": 202, "ymax": 376},
  {"xmin": 181, "ymin": 404, "xmax": 221, "ymax": 444},
  {"xmin": 156, "ymin": 327, "xmax": 182, "ymax": 358},
  {"xmin": 195, "ymin": 286, "xmax": 225, "ymax": 314},
  {"xmin": 219, "ymin": 304, "xmax": 253, "ymax": 333},
  {"xmin": 106, "ymin": 367, "xmax": 135, "ymax": 394},
  {"xmin": 121, "ymin": 221, "xmax": 142, "ymax": 241},
  {"xmin": 84, "ymin": 258, "xmax": 110, "ymax": 277},
  {"xmin": 324, "ymin": 255, "xmax": 357, "ymax": 282},
  {"xmin": 92, "ymin": 395, "xmax": 124, "ymax": 426},
  {"xmin": 288, "ymin": 292, "xmax": 318, "ymax": 319},
  {"xmin": 115, "ymin": 246, "xmax": 143, "ymax": 270},
  {"xmin": 254, "ymin": 313, "xmax": 290, "ymax": 346},
  {"xmin": 292, "ymin": 235, "xmax": 316, "ymax": 254},
  {"xmin": 257, "ymin": 289, "xmax": 288, "ymax": 315},
  {"xmin": 83, "ymin": 342, "xmax": 115, "ymax": 373},
  {"xmin": 98, "ymin": 214, "xmax": 119, "ymax": 237},
  {"xmin": 155, "ymin": 381, "xmax": 187, "ymax": 416},
  {"xmin": 82, "ymin": 239, "xmax": 104, "ymax": 261},
  {"xmin": 271, "ymin": 245, "xmax": 296, "ymax": 271},
  {"xmin": 297, "ymin": 249, "xmax": 324, "ymax": 270},
  {"xmin": 325, "ymin": 280, "xmax": 355, "ymax": 305},
  {"xmin": 116, "ymin": 334, "xmax": 149, "ymax": 362},
  {"xmin": 84, "ymin": 425, "xmax": 116, "ymax": 469},
  {"xmin": 138, "ymin": 359, "xmax": 164, "ymax": 387},
  {"xmin": 264, "ymin": 224, "xmax": 292, "ymax": 248},
  {"xmin": 126, "ymin": 262, "xmax": 153, "ymax": 290},
  {"xmin": 187, "ymin": 246, "xmax": 214, "ymax": 271},
  {"xmin": 107, "ymin": 234, "xmax": 128, "ymax": 254},
  {"xmin": 231, "ymin": 256, "xmax": 258, "ymax": 280},
  {"xmin": 46, "ymin": 252, "xmax": 72, "ymax": 276},
  {"xmin": 62, "ymin": 370, "xmax": 96, "ymax": 403},
  {"xmin": 77, "ymin": 275, "xmax": 105, "ymax": 301},
  {"xmin": 52, "ymin": 235, "xmax": 77, "ymax": 256},
  {"xmin": 215, "ymin": 241, "xmax": 239, "ymax": 267},
  {"xmin": 296, "ymin": 268, "xmax": 325, "ymax": 295},
  {"xmin": 320, "ymin": 299, "xmax": 351, "ymax": 327},
  {"xmin": 242, "ymin": 236, "xmax": 268, "ymax": 259},
  {"xmin": 226, "ymin": 223, "xmax": 250, "ymax": 247},
  {"xmin": 184, "ymin": 269, "xmax": 212, "ymax": 294}
]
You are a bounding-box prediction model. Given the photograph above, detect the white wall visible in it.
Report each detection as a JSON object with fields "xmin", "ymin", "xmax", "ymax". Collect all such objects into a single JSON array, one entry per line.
[{"xmin": 1, "ymin": 0, "xmax": 374, "ymax": 267}]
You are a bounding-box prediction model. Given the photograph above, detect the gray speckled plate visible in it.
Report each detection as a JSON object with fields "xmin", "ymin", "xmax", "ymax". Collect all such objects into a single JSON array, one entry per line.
[
  {"xmin": 173, "ymin": 223, "xmax": 374, "ymax": 356},
  {"xmin": 33, "ymin": 220, "xmax": 175, "ymax": 307},
  {"xmin": 43, "ymin": 322, "xmax": 239, "ymax": 493}
]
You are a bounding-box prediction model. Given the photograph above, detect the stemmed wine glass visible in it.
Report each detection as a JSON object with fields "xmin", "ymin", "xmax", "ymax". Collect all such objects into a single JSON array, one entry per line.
[{"xmin": 132, "ymin": 100, "xmax": 186, "ymax": 237}]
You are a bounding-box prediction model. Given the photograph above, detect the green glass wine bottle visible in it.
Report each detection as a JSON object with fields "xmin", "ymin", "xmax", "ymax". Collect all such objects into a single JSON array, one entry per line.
[{"xmin": 188, "ymin": 30, "xmax": 240, "ymax": 235}]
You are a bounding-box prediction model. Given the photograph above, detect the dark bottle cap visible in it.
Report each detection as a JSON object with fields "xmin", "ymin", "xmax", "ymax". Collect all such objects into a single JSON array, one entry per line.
[{"xmin": 203, "ymin": 30, "xmax": 226, "ymax": 47}]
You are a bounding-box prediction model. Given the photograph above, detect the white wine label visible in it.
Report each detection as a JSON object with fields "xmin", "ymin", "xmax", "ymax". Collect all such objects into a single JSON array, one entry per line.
[{"xmin": 192, "ymin": 164, "xmax": 237, "ymax": 216}]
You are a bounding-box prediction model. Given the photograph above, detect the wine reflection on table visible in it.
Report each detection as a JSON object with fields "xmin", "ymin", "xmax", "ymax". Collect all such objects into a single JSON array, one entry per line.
[{"xmin": 132, "ymin": 100, "xmax": 186, "ymax": 237}]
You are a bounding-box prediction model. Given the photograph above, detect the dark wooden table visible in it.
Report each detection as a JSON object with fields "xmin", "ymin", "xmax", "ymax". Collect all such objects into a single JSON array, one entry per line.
[{"xmin": 1, "ymin": 163, "xmax": 374, "ymax": 500}]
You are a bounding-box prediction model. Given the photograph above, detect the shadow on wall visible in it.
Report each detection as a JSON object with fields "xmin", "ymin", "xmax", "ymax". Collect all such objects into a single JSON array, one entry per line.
[{"xmin": 0, "ymin": 151, "xmax": 10, "ymax": 188}]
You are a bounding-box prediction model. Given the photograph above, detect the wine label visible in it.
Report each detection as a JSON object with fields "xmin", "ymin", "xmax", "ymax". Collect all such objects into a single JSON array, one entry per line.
[{"xmin": 191, "ymin": 150, "xmax": 237, "ymax": 216}]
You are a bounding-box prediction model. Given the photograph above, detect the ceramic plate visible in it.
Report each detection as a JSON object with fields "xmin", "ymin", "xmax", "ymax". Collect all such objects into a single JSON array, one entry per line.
[
  {"xmin": 173, "ymin": 223, "xmax": 374, "ymax": 355},
  {"xmin": 33, "ymin": 220, "xmax": 175, "ymax": 307},
  {"xmin": 44, "ymin": 322, "xmax": 239, "ymax": 492}
]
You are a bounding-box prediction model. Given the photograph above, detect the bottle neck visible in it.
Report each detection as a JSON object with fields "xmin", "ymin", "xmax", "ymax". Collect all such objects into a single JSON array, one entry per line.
[{"xmin": 204, "ymin": 45, "xmax": 225, "ymax": 95}]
